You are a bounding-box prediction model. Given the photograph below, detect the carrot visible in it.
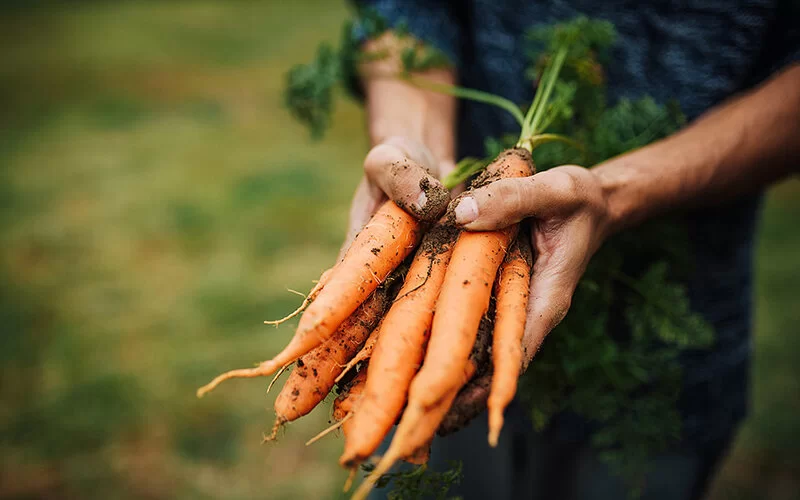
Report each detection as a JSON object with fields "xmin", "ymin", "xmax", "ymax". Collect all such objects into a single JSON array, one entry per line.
[
  {"xmin": 339, "ymin": 222, "xmax": 457, "ymax": 467},
  {"xmin": 197, "ymin": 201, "xmax": 421, "ymax": 397},
  {"xmin": 351, "ymin": 313, "xmax": 492, "ymax": 500},
  {"xmin": 409, "ymin": 150, "xmax": 532, "ymax": 408},
  {"xmin": 334, "ymin": 325, "xmax": 380, "ymax": 385},
  {"xmin": 263, "ymin": 287, "xmax": 391, "ymax": 441},
  {"xmin": 487, "ymin": 236, "xmax": 533, "ymax": 447},
  {"xmin": 403, "ymin": 439, "xmax": 432, "ymax": 465}
]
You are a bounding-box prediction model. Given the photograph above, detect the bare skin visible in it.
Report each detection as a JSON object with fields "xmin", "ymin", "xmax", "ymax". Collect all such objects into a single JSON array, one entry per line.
[{"xmin": 346, "ymin": 33, "xmax": 800, "ymax": 423}]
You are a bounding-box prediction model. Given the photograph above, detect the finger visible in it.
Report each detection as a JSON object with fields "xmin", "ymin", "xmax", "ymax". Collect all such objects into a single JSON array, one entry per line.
[
  {"xmin": 437, "ymin": 373, "xmax": 491, "ymax": 436},
  {"xmin": 520, "ymin": 221, "xmax": 592, "ymax": 371},
  {"xmin": 364, "ymin": 140, "xmax": 449, "ymax": 222},
  {"xmin": 453, "ymin": 168, "xmax": 585, "ymax": 231}
]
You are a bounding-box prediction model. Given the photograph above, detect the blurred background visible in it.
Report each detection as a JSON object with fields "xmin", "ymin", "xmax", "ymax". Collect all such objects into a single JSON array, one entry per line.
[{"xmin": 0, "ymin": 1, "xmax": 797, "ymax": 499}]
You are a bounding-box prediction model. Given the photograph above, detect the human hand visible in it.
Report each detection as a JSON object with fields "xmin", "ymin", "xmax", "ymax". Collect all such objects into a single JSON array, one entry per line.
[
  {"xmin": 339, "ymin": 136, "xmax": 454, "ymax": 259},
  {"xmin": 439, "ymin": 165, "xmax": 613, "ymax": 434}
]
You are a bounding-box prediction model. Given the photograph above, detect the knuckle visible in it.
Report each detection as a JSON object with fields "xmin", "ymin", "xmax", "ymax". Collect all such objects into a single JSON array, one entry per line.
[
  {"xmin": 484, "ymin": 179, "xmax": 526, "ymax": 222},
  {"xmin": 547, "ymin": 170, "xmax": 580, "ymax": 199}
]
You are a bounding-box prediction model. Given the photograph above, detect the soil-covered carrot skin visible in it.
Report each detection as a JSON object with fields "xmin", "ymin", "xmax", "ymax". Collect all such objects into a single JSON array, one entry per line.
[
  {"xmin": 335, "ymin": 325, "xmax": 381, "ymax": 384},
  {"xmin": 273, "ymin": 287, "xmax": 390, "ymax": 424},
  {"xmin": 339, "ymin": 222, "xmax": 458, "ymax": 467},
  {"xmin": 487, "ymin": 236, "xmax": 533, "ymax": 446},
  {"xmin": 196, "ymin": 201, "xmax": 421, "ymax": 397},
  {"xmin": 334, "ymin": 369, "xmax": 368, "ymax": 438}
]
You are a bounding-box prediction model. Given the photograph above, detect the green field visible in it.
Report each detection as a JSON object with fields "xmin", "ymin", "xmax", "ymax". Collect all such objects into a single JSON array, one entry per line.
[{"xmin": 1, "ymin": 2, "xmax": 797, "ymax": 499}]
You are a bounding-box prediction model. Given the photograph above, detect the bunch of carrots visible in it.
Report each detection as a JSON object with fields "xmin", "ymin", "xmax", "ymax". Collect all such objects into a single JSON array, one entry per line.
[
  {"xmin": 197, "ymin": 15, "xmax": 619, "ymax": 499},
  {"xmin": 198, "ymin": 150, "xmax": 534, "ymax": 499}
]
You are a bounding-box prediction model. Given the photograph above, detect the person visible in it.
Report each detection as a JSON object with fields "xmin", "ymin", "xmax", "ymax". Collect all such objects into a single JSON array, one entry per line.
[{"xmin": 340, "ymin": 1, "xmax": 800, "ymax": 499}]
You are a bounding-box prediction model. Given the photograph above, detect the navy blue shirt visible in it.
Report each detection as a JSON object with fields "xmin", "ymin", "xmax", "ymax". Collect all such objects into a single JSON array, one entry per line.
[{"xmin": 354, "ymin": 0, "xmax": 798, "ymax": 445}]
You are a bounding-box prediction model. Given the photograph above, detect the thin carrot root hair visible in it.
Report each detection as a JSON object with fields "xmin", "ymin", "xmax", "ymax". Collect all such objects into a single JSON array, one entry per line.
[
  {"xmin": 305, "ymin": 412, "xmax": 352, "ymax": 446},
  {"xmin": 266, "ymin": 362, "xmax": 293, "ymax": 394},
  {"xmin": 263, "ymin": 267, "xmax": 334, "ymax": 326},
  {"xmin": 262, "ymin": 416, "xmax": 287, "ymax": 443},
  {"xmin": 197, "ymin": 365, "xmax": 274, "ymax": 398},
  {"xmin": 334, "ymin": 327, "xmax": 379, "ymax": 384}
]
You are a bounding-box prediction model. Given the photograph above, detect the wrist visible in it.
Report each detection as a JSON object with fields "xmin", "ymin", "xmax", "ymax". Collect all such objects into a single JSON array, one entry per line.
[{"xmin": 593, "ymin": 149, "xmax": 660, "ymax": 235}]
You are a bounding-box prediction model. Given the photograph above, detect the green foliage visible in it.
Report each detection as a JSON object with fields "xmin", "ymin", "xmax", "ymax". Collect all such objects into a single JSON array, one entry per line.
[
  {"xmin": 284, "ymin": 43, "xmax": 341, "ymax": 139},
  {"xmin": 285, "ymin": 7, "xmax": 452, "ymax": 139},
  {"xmin": 589, "ymin": 98, "xmax": 685, "ymax": 164},
  {"xmin": 517, "ymin": 25, "xmax": 709, "ymax": 489},
  {"xmin": 528, "ymin": 16, "xmax": 616, "ymax": 62},
  {"xmin": 525, "ymin": 16, "xmax": 615, "ymax": 133},
  {"xmin": 363, "ymin": 461, "xmax": 463, "ymax": 500}
]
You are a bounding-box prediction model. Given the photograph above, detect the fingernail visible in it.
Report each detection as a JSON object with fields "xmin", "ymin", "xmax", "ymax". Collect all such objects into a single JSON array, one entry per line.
[
  {"xmin": 415, "ymin": 190, "xmax": 428, "ymax": 211},
  {"xmin": 454, "ymin": 196, "xmax": 479, "ymax": 225}
]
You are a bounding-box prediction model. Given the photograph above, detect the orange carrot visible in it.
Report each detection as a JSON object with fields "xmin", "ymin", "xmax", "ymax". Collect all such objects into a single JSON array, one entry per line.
[
  {"xmin": 487, "ymin": 237, "xmax": 533, "ymax": 447},
  {"xmin": 351, "ymin": 313, "xmax": 492, "ymax": 500},
  {"xmin": 197, "ymin": 201, "xmax": 421, "ymax": 397},
  {"xmin": 339, "ymin": 222, "xmax": 457, "ymax": 467},
  {"xmin": 264, "ymin": 287, "xmax": 390, "ymax": 441}
]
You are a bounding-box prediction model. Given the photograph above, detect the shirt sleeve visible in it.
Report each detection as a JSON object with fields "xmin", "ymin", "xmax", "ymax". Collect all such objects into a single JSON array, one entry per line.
[
  {"xmin": 351, "ymin": 0, "xmax": 464, "ymax": 68},
  {"xmin": 345, "ymin": 0, "xmax": 465, "ymax": 99}
]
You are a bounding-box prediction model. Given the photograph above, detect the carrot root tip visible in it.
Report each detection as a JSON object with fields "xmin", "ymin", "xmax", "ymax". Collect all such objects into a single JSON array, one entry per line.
[
  {"xmin": 487, "ymin": 409, "xmax": 503, "ymax": 448},
  {"xmin": 196, "ymin": 363, "xmax": 275, "ymax": 398},
  {"xmin": 343, "ymin": 468, "xmax": 357, "ymax": 493},
  {"xmin": 262, "ymin": 418, "xmax": 286, "ymax": 444},
  {"xmin": 306, "ymin": 412, "xmax": 351, "ymax": 446}
]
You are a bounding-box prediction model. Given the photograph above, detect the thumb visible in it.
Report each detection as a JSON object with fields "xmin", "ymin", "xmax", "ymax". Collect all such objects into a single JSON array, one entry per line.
[{"xmin": 453, "ymin": 169, "xmax": 582, "ymax": 231}]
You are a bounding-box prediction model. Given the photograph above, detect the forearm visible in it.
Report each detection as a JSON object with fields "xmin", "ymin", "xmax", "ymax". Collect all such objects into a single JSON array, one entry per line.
[
  {"xmin": 360, "ymin": 34, "xmax": 458, "ymax": 166},
  {"xmin": 597, "ymin": 63, "xmax": 800, "ymax": 233}
]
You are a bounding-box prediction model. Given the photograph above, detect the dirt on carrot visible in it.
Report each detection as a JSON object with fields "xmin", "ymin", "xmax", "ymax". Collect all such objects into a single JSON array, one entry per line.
[
  {"xmin": 438, "ymin": 312, "xmax": 494, "ymax": 436},
  {"xmin": 269, "ymin": 282, "xmax": 393, "ymax": 433},
  {"xmin": 339, "ymin": 221, "xmax": 458, "ymax": 467}
]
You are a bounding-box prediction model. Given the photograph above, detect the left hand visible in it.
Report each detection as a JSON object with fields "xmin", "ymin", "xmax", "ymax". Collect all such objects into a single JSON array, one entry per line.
[{"xmin": 439, "ymin": 165, "xmax": 613, "ymax": 434}]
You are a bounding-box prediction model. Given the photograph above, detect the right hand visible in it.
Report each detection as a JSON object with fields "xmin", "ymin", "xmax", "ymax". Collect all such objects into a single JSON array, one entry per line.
[{"xmin": 339, "ymin": 136, "xmax": 455, "ymax": 259}]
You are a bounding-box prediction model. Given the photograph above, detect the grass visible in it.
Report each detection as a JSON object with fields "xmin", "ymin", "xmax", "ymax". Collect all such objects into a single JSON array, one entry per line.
[{"xmin": 0, "ymin": 1, "xmax": 797, "ymax": 499}]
